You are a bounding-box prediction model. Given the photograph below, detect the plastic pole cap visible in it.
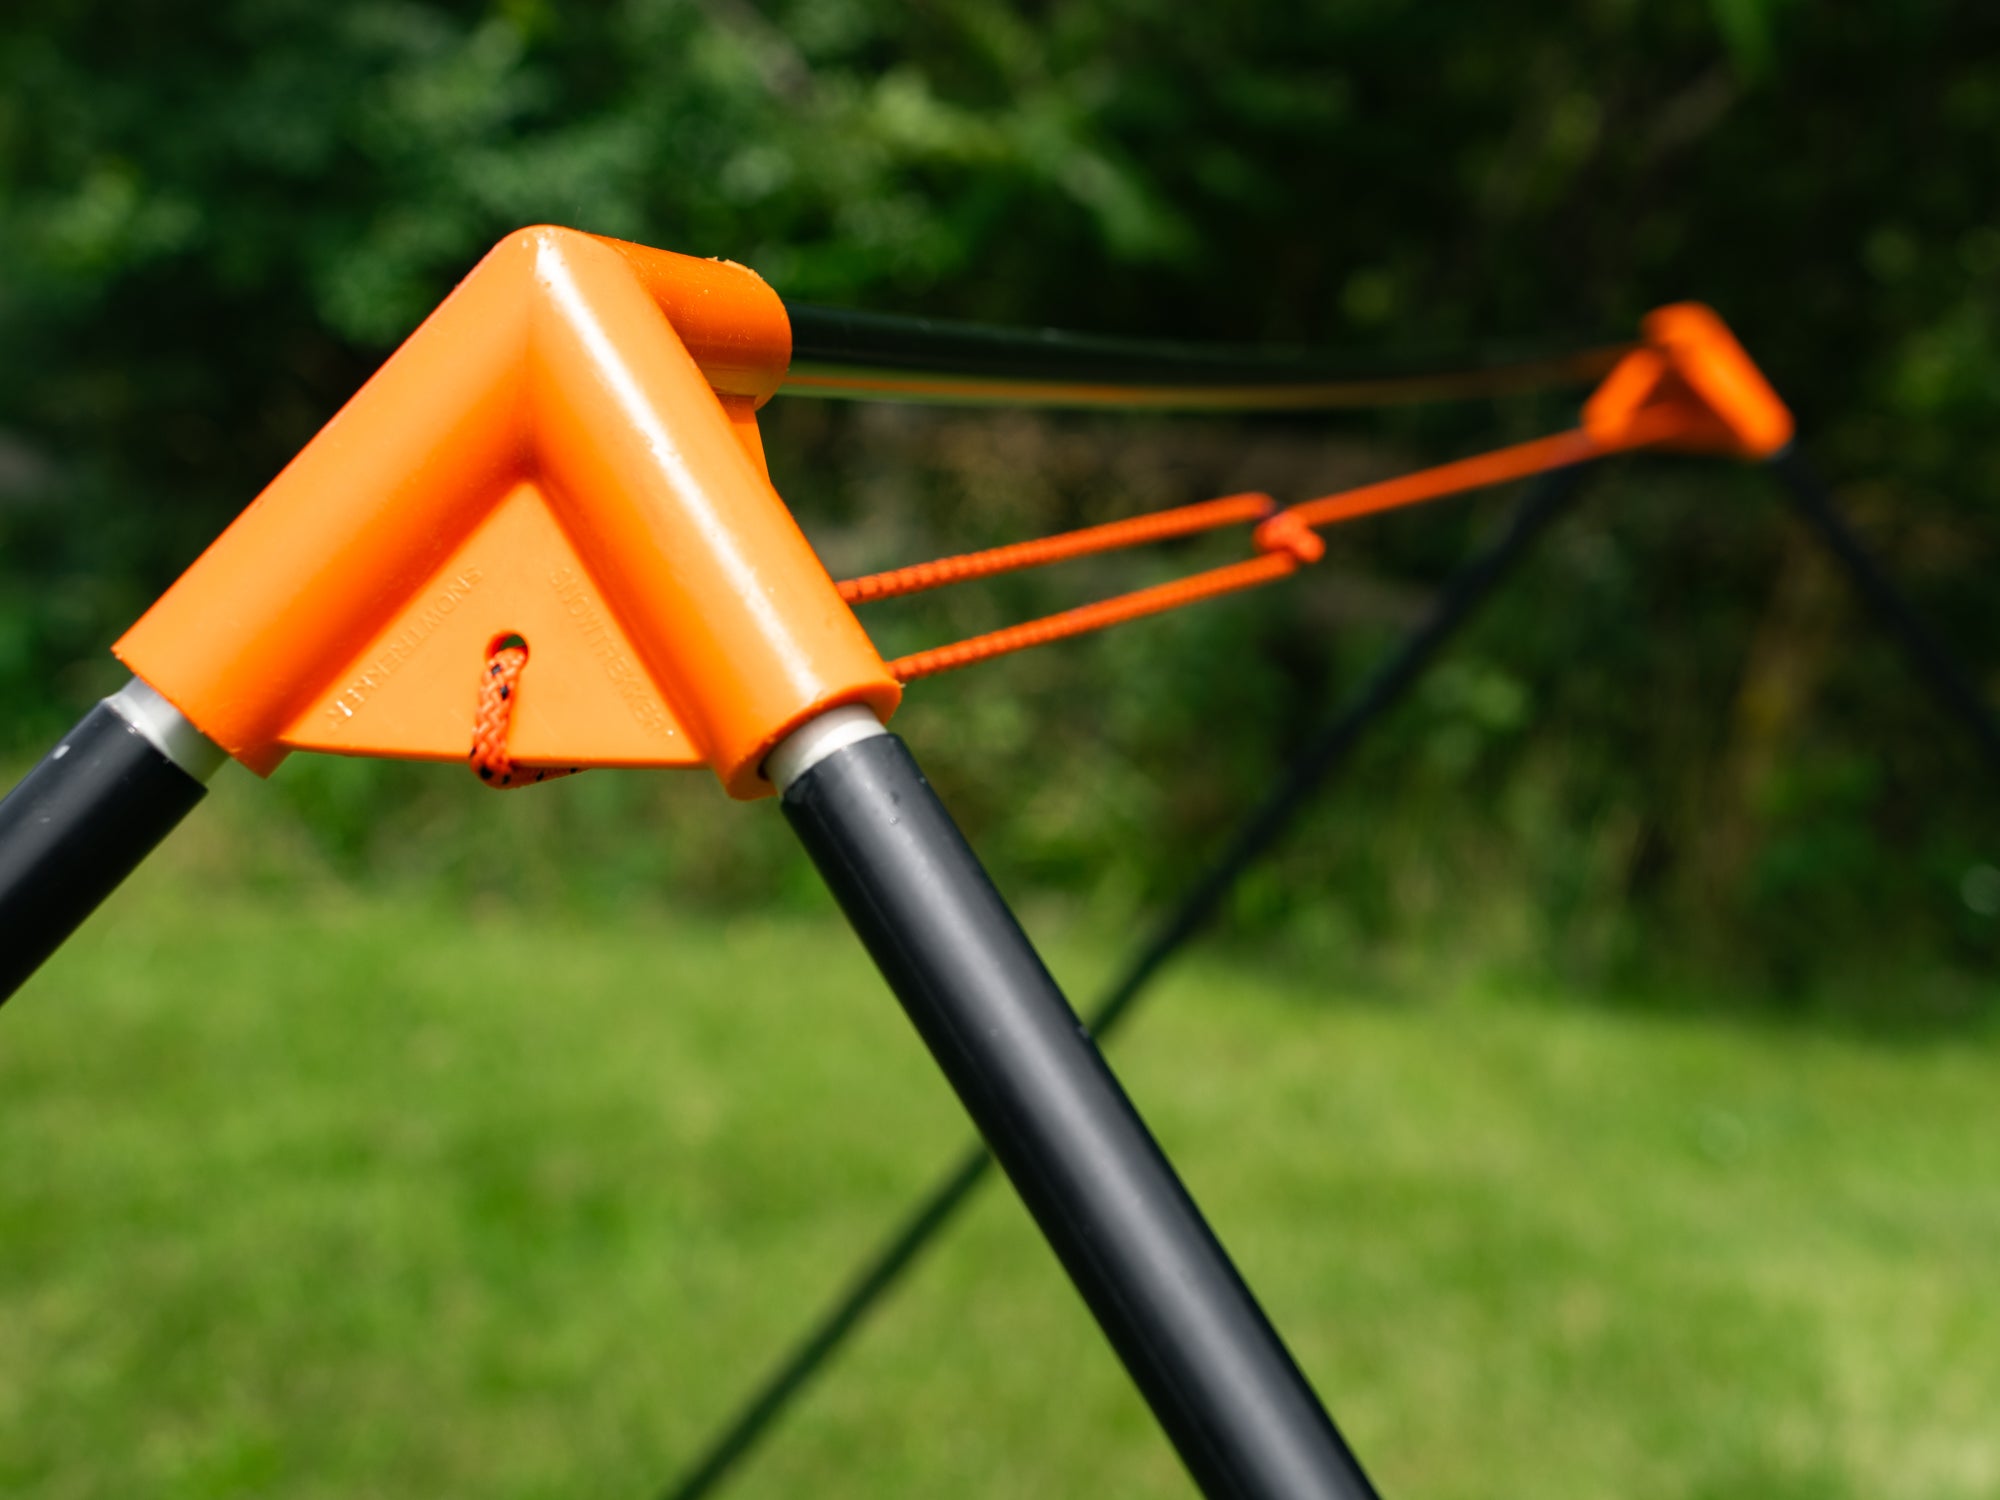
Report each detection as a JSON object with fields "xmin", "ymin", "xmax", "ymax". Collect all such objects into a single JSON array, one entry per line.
[
  {"xmin": 114, "ymin": 227, "xmax": 900, "ymax": 798},
  {"xmin": 1583, "ymin": 303, "xmax": 1794, "ymax": 461}
]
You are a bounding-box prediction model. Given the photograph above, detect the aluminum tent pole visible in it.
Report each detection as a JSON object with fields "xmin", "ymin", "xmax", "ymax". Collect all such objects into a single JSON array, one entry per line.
[
  {"xmin": 766, "ymin": 709, "xmax": 1380, "ymax": 1500},
  {"xmin": 0, "ymin": 678, "xmax": 226, "ymax": 1003},
  {"xmin": 662, "ymin": 460, "xmax": 1595, "ymax": 1500},
  {"xmin": 1767, "ymin": 445, "xmax": 2000, "ymax": 776}
]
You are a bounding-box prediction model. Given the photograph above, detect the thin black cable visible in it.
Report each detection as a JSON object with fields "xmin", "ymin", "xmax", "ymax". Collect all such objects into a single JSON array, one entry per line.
[
  {"xmin": 779, "ymin": 299, "xmax": 1630, "ymax": 411},
  {"xmin": 1768, "ymin": 445, "xmax": 2000, "ymax": 776},
  {"xmin": 658, "ymin": 460, "xmax": 1595, "ymax": 1500}
]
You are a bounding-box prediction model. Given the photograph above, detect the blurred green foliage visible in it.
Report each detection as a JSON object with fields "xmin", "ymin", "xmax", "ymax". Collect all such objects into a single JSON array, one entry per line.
[{"xmin": 1, "ymin": 0, "xmax": 1996, "ymax": 985}]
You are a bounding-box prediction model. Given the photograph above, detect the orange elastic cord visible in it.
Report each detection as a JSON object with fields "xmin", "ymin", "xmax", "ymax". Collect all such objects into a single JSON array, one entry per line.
[
  {"xmin": 1280, "ymin": 413, "xmax": 1682, "ymax": 534},
  {"xmin": 837, "ymin": 491, "xmax": 1277, "ymax": 604},
  {"xmin": 888, "ymin": 551, "xmax": 1305, "ymax": 682},
  {"xmin": 848, "ymin": 408, "xmax": 1691, "ymax": 684},
  {"xmin": 888, "ymin": 509, "xmax": 1328, "ymax": 681},
  {"xmin": 469, "ymin": 641, "xmax": 581, "ymax": 788},
  {"xmin": 1283, "ymin": 428, "xmax": 1596, "ymax": 531}
]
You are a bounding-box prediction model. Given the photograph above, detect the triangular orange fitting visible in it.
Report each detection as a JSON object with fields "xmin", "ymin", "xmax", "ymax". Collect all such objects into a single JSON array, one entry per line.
[
  {"xmin": 1583, "ymin": 303, "xmax": 1794, "ymax": 460},
  {"xmin": 113, "ymin": 227, "xmax": 900, "ymax": 799}
]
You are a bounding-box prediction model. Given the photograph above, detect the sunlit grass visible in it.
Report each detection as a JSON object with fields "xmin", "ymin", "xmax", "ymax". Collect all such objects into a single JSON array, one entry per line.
[{"xmin": 2, "ymin": 853, "xmax": 1996, "ymax": 1499}]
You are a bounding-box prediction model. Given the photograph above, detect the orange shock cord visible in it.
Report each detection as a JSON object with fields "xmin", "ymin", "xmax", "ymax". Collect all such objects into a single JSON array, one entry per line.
[
  {"xmin": 471, "ymin": 407, "xmax": 1687, "ymax": 782},
  {"xmin": 836, "ymin": 491, "xmax": 1280, "ymax": 603},
  {"xmin": 469, "ymin": 642, "xmax": 581, "ymax": 788},
  {"xmin": 853, "ymin": 411, "xmax": 1682, "ymax": 684}
]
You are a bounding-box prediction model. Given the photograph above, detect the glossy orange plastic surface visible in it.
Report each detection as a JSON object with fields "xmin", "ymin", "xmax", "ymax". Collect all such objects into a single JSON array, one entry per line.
[
  {"xmin": 1584, "ymin": 303, "xmax": 1794, "ymax": 460},
  {"xmin": 114, "ymin": 227, "xmax": 899, "ymax": 798}
]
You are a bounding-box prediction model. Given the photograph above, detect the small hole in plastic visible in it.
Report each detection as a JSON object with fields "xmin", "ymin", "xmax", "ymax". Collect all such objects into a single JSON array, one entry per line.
[{"xmin": 489, "ymin": 632, "xmax": 529, "ymax": 659}]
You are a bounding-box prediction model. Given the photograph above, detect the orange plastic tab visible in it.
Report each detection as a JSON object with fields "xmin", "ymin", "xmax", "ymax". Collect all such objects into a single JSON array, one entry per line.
[
  {"xmin": 114, "ymin": 226, "xmax": 900, "ymax": 798},
  {"xmin": 1583, "ymin": 303, "xmax": 1794, "ymax": 460}
]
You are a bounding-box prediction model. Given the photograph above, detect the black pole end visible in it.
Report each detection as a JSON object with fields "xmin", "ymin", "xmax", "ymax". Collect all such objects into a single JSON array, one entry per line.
[{"xmin": 0, "ymin": 702, "xmax": 208, "ymax": 1005}]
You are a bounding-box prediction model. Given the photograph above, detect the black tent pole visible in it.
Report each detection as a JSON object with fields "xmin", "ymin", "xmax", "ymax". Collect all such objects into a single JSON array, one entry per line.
[
  {"xmin": 0, "ymin": 678, "xmax": 226, "ymax": 1005},
  {"xmin": 768, "ymin": 713, "xmax": 1378, "ymax": 1500},
  {"xmin": 1767, "ymin": 445, "xmax": 2000, "ymax": 775},
  {"xmin": 777, "ymin": 298, "xmax": 1630, "ymax": 411},
  {"xmin": 663, "ymin": 460, "xmax": 1594, "ymax": 1500}
]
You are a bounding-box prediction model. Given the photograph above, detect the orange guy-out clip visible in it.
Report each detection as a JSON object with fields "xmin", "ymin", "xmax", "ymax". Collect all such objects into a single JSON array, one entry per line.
[
  {"xmin": 1584, "ymin": 302, "xmax": 1794, "ymax": 461},
  {"xmin": 114, "ymin": 227, "xmax": 900, "ymax": 799}
]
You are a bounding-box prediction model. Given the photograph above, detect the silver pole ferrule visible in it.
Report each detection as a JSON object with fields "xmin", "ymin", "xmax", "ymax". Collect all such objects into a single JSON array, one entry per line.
[
  {"xmin": 764, "ymin": 703, "xmax": 887, "ymax": 793},
  {"xmin": 105, "ymin": 677, "xmax": 228, "ymax": 784}
]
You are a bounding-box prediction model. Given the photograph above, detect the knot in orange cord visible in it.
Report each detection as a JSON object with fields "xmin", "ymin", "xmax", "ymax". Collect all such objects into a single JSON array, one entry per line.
[
  {"xmin": 469, "ymin": 640, "xmax": 581, "ymax": 788},
  {"xmin": 1253, "ymin": 508, "xmax": 1326, "ymax": 565}
]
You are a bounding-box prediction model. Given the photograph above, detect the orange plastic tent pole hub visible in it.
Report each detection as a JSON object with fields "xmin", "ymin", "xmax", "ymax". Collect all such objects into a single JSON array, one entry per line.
[
  {"xmin": 1584, "ymin": 303, "xmax": 1793, "ymax": 460},
  {"xmin": 113, "ymin": 227, "xmax": 899, "ymax": 799}
]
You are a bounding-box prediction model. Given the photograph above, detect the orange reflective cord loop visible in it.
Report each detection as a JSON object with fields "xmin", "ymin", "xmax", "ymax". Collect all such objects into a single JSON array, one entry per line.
[
  {"xmin": 845, "ymin": 405, "xmax": 1691, "ymax": 684},
  {"xmin": 837, "ymin": 491, "xmax": 1278, "ymax": 603},
  {"xmin": 469, "ymin": 638, "xmax": 582, "ymax": 788},
  {"xmin": 886, "ymin": 550, "xmax": 1305, "ymax": 683}
]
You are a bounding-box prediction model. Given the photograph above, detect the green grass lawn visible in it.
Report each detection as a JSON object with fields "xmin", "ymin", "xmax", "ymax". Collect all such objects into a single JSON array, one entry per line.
[{"xmin": 2, "ymin": 858, "xmax": 1997, "ymax": 1498}]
